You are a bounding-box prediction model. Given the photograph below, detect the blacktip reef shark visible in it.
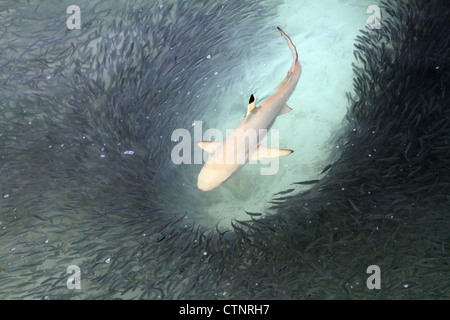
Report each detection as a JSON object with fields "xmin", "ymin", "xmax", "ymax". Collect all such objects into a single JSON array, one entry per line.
[{"xmin": 197, "ymin": 27, "xmax": 301, "ymax": 191}]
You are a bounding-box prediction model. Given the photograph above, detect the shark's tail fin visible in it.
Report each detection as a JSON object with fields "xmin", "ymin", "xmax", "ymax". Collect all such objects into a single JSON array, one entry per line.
[{"xmin": 277, "ymin": 27, "xmax": 298, "ymax": 63}]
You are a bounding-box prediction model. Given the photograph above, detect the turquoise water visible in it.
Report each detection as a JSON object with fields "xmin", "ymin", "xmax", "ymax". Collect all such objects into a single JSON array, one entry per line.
[{"xmin": 196, "ymin": 0, "xmax": 378, "ymax": 226}]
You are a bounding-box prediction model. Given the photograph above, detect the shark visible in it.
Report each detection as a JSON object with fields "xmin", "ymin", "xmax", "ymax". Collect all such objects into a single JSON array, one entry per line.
[{"xmin": 197, "ymin": 27, "xmax": 301, "ymax": 191}]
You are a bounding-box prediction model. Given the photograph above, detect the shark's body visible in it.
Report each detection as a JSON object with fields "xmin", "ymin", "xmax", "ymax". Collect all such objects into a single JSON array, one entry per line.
[{"xmin": 197, "ymin": 27, "xmax": 301, "ymax": 191}]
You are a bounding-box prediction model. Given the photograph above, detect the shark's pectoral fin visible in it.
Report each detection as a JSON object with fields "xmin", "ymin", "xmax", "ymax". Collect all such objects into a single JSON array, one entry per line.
[
  {"xmin": 197, "ymin": 141, "xmax": 221, "ymax": 153},
  {"xmin": 249, "ymin": 145, "xmax": 293, "ymax": 161},
  {"xmin": 278, "ymin": 104, "xmax": 293, "ymax": 115}
]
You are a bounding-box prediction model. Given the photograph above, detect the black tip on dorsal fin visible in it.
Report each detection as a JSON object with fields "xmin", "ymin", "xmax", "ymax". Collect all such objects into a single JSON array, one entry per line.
[{"xmin": 249, "ymin": 94, "xmax": 255, "ymax": 104}]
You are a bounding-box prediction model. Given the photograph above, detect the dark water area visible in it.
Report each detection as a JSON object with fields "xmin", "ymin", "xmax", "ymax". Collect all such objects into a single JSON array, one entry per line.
[{"xmin": 0, "ymin": 0, "xmax": 448, "ymax": 299}]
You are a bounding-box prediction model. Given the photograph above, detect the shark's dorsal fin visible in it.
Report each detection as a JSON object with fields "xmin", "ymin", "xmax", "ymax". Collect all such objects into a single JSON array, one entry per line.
[
  {"xmin": 197, "ymin": 141, "xmax": 221, "ymax": 154},
  {"xmin": 249, "ymin": 145, "xmax": 293, "ymax": 161},
  {"xmin": 246, "ymin": 94, "xmax": 256, "ymax": 116},
  {"xmin": 279, "ymin": 104, "xmax": 293, "ymax": 115}
]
